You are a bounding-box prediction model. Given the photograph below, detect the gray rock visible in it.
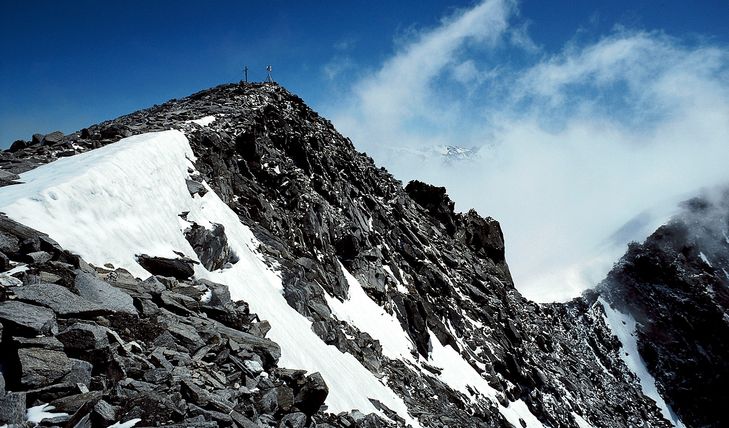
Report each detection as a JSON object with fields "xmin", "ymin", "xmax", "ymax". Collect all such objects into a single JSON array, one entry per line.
[
  {"xmin": 74, "ymin": 271, "xmax": 137, "ymax": 314},
  {"xmin": 279, "ymin": 412, "xmax": 307, "ymax": 428},
  {"xmin": 91, "ymin": 399, "xmax": 118, "ymax": 426},
  {"xmin": 158, "ymin": 314, "xmax": 205, "ymax": 351},
  {"xmin": 243, "ymin": 359, "xmax": 264, "ymax": 376},
  {"xmin": 13, "ymin": 335, "xmax": 64, "ymax": 350},
  {"xmin": 0, "ymin": 300, "xmax": 58, "ymax": 335},
  {"xmin": 295, "ymin": 372, "xmax": 328, "ymax": 416},
  {"xmin": 186, "ymin": 179, "xmax": 208, "ymax": 197},
  {"xmin": 136, "ymin": 254, "xmax": 196, "ymax": 280},
  {"xmin": 57, "ymin": 322, "xmax": 110, "ymax": 352},
  {"xmin": 201, "ymin": 318, "xmax": 281, "ymax": 365},
  {"xmin": 0, "ymin": 252, "xmax": 10, "ymax": 271},
  {"xmin": 61, "ymin": 358, "xmax": 93, "ymax": 386},
  {"xmin": 0, "ymin": 392, "xmax": 25, "ymax": 425},
  {"xmin": 0, "ymin": 169, "xmax": 20, "ymax": 182},
  {"xmin": 276, "ymin": 386, "xmax": 295, "ymax": 413},
  {"xmin": 21, "ymin": 250, "xmax": 52, "ymax": 264},
  {"xmin": 42, "ymin": 131, "xmax": 65, "ymax": 145},
  {"xmin": 0, "ymin": 231, "xmax": 19, "ymax": 254},
  {"xmin": 0, "ymin": 371, "xmax": 5, "ymax": 396},
  {"xmin": 51, "ymin": 390, "xmax": 103, "ymax": 414},
  {"xmin": 258, "ymin": 389, "xmax": 279, "ymax": 414},
  {"xmin": 230, "ymin": 410, "xmax": 258, "ymax": 428},
  {"xmin": 181, "ymin": 378, "xmax": 210, "ymax": 405},
  {"xmin": 8, "ymin": 140, "xmax": 27, "ymax": 152},
  {"xmin": 71, "ymin": 413, "xmax": 92, "ymax": 428},
  {"xmin": 185, "ymin": 223, "xmax": 234, "ymax": 271},
  {"xmin": 13, "ymin": 283, "xmax": 105, "ymax": 316},
  {"xmin": 204, "ymin": 279, "xmax": 232, "ymax": 307},
  {"xmin": 18, "ymin": 347, "xmax": 73, "ymax": 388}
]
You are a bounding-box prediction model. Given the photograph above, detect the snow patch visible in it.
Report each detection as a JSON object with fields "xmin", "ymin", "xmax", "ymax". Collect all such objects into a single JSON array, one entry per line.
[
  {"xmin": 5, "ymin": 264, "xmax": 29, "ymax": 275},
  {"xmin": 108, "ymin": 419, "xmax": 142, "ymax": 428},
  {"xmin": 699, "ymin": 252, "xmax": 712, "ymax": 267},
  {"xmin": 0, "ymin": 130, "xmax": 418, "ymax": 426},
  {"xmin": 599, "ymin": 299, "xmax": 686, "ymax": 428},
  {"xmin": 426, "ymin": 331, "xmax": 544, "ymax": 427},
  {"xmin": 186, "ymin": 115, "xmax": 216, "ymax": 126},
  {"xmin": 571, "ymin": 412, "xmax": 595, "ymax": 428},
  {"xmin": 383, "ymin": 265, "xmax": 409, "ymax": 294},
  {"xmin": 325, "ymin": 262, "xmax": 416, "ymax": 360},
  {"xmin": 26, "ymin": 404, "xmax": 68, "ymax": 423}
]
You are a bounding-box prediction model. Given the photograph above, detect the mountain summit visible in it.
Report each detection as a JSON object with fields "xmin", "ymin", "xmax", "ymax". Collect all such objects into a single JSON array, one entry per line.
[{"xmin": 0, "ymin": 82, "xmax": 723, "ymax": 427}]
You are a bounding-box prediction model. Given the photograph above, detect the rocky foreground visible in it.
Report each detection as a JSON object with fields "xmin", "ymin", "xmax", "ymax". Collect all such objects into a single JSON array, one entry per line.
[{"xmin": 0, "ymin": 213, "xmax": 386, "ymax": 427}]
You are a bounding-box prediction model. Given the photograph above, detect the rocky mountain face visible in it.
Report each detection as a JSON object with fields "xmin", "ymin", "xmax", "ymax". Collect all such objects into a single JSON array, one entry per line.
[
  {"xmin": 599, "ymin": 193, "xmax": 729, "ymax": 428},
  {"xmin": 0, "ymin": 82, "xmax": 719, "ymax": 427}
]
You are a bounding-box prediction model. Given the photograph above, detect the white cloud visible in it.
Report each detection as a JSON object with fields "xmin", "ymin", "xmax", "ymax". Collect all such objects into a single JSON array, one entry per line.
[{"xmin": 325, "ymin": 0, "xmax": 729, "ymax": 302}]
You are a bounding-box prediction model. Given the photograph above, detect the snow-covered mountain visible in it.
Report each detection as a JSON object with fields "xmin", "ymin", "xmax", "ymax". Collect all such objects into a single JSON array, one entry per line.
[{"xmin": 0, "ymin": 82, "xmax": 723, "ymax": 427}]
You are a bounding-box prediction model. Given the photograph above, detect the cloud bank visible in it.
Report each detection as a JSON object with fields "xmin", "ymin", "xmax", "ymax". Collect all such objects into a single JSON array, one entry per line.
[{"xmin": 325, "ymin": 0, "xmax": 729, "ymax": 302}]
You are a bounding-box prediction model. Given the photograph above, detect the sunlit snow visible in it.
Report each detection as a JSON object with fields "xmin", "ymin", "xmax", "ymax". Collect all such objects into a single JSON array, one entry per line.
[
  {"xmin": 571, "ymin": 412, "xmax": 596, "ymax": 428},
  {"xmin": 599, "ymin": 299, "xmax": 686, "ymax": 428},
  {"xmin": 185, "ymin": 115, "xmax": 216, "ymax": 126},
  {"xmin": 107, "ymin": 419, "xmax": 142, "ymax": 428},
  {"xmin": 325, "ymin": 262, "xmax": 416, "ymax": 360}
]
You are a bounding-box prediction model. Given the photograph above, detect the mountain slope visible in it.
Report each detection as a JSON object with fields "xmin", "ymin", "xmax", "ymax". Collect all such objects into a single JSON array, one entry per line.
[
  {"xmin": 599, "ymin": 192, "xmax": 729, "ymax": 428},
  {"xmin": 0, "ymin": 82, "xmax": 702, "ymax": 427}
]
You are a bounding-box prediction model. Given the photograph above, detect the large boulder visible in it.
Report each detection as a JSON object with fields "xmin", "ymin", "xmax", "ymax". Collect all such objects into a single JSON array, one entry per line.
[
  {"xmin": 8, "ymin": 140, "xmax": 28, "ymax": 152},
  {"xmin": 13, "ymin": 283, "xmax": 105, "ymax": 316},
  {"xmin": 136, "ymin": 254, "xmax": 196, "ymax": 280},
  {"xmin": 456, "ymin": 209, "xmax": 506, "ymax": 264},
  {"xmin": 185, "ymin": 179, "xmax": 208, "ymax": 197},
  {"xmin": 0, "ymin": 301, "xmax": 57, "ymax": 335},
  {"xmin": 404, "ymin": 180, "xmax": 458, "ymax": 234},
  {"xmin": 18, "ymin": 348, "xmax": 73, "ymax": 388},
  {"xmin": 74, "ymin": 272, "xmax": 137, "ymax": 315},
  {"xmin": 57, "ymin": 322, "xmax": 110, "ymax": 353},
  {"xmin": 294, "ymin": 372, "xmax": 328, "ymax": 416},
  {"xmin": 41, "ymin": 131, "xmax": 65, "ymax": 145},
  {"xmin": 184, "ymin": 223, "xmax": 235, "ymax": 271}
]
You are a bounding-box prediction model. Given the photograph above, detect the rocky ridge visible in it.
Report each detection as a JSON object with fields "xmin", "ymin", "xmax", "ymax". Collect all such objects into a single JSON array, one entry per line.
[
  {"xmin": 599, "ymin": 192, "xmax": 729, "ymax": 428},
  {"xmin": 0, "ymin": 82, "xmax": 709, "ymax": 427}
]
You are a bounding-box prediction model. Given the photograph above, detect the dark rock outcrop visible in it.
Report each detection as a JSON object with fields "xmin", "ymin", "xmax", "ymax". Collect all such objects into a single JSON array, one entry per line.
[
  {"xmin": 184, "ymin": 222, "xmax": 236, "ymax": 271},
  {"xmin": 599, "ymin": 192, "xmax": 729, "ymax": 428},
  {"xmin": 136, "ymin": 254, "xmax": 196, "ymax": 280}
]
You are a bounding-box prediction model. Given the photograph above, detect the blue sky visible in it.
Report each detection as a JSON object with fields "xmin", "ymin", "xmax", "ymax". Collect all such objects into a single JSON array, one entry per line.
[
  {"xmin": 2, "ymin": 0, "xmax": 728, "ymax": 145},
  {"xmin": 3, "ymin": 1, "xmax": 729, "ymax": 301}
]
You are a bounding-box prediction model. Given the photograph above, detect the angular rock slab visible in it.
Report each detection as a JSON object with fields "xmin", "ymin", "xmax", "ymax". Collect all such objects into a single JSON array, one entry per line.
[
  {"xmin": 18, "ymin": 347, "xmax": 73, "ymax": 388},
  {"xmin": 0, "ymin": 300, "xmax": 57, "ymax": 335},
  {"xmin": 137, "ymin": 254, "xmax": 196, "ymax": 280},
  {"xmin": 75, "ymin": 271, "xmax": 137, "ymax": 315},
  {"xmin": 13, "ymin": 283, "xmax": 105, "ymax": 316}
]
